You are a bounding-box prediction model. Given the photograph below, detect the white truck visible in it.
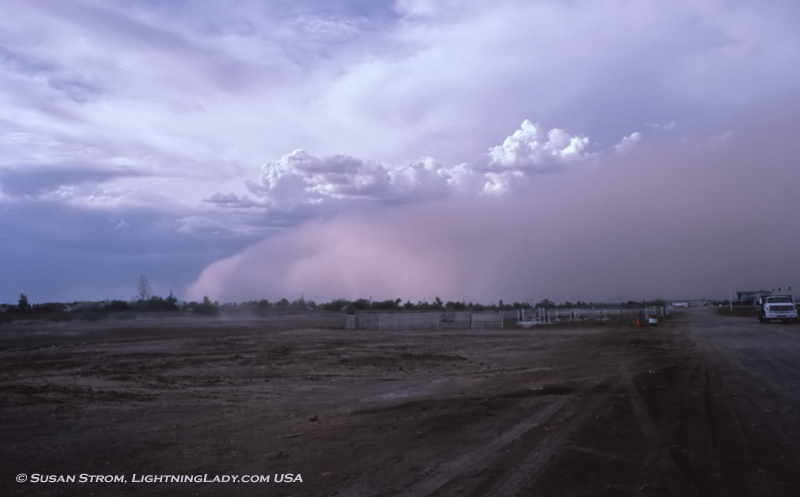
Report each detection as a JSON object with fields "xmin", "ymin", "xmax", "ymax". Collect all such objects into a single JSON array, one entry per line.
[{"xmin": 757, "ymin": 295, "xmax": 798, "ymax": 323}]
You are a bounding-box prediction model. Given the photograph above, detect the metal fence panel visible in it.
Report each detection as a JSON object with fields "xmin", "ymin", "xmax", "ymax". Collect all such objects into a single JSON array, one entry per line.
[{"xmin": 350, "ymin": 311, "xmax": 503, "ymax": 330}]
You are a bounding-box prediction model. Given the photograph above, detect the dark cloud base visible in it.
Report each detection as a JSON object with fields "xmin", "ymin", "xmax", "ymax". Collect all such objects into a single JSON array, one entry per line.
[{"xmin": 0, "ymin": 201, "xmax": 256, "ymax": 303}]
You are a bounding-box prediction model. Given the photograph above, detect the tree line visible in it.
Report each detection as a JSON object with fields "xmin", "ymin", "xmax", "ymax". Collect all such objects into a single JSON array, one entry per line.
[
  {"xmin": 2, "ymin": 275, "xmax": 669, "ymax": 323},
  {"xmin": 4, "ymin": 294, "xmax": 666, "ymax": 319}
]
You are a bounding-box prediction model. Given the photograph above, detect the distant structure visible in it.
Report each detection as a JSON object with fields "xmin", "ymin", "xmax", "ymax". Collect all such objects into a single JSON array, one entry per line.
[
  {"xmin": 38, "ymin": 303, "xmax": 68, "ymax": 313},
  {"xmin": 669, "ymin": 300, "xmax": 708, "ymax": 307},
  {"xmin": 736, "ymin": 290, "xmax": 772, "ymax": 306},
  {"xmin": 64, "ymin": 301, "xmax": 106, "ymax": 312}
]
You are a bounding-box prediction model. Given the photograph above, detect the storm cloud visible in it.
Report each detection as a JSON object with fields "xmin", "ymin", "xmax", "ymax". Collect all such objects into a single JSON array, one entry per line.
[{"xmin": 2, "ymin": 0, "xmax": 800, "ymax": 302}]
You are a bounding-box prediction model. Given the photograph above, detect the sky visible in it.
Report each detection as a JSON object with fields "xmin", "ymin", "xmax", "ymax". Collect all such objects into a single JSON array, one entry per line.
[{"xmin": 2, "ymin": 0, "xmax": 800, "ymax": 305}]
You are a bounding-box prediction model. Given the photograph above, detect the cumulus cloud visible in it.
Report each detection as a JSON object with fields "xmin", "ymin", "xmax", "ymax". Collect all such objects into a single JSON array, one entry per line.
[
  {"xmin": 614, "ymin": 132, "xmax": 642, "ymax": 154},
  {"xmin": 247, "ymin": 150, "xmax": 392, "ymax": 208},
  {"xmin": 477, "ymin": 120, "xmax": 593, "ymax": 194},
  {"xmin": 230, "ymin": 120, "xmax": 595, "ymax": 214},
  {"xmin": 486, "ymin": 120, "xmax": 590, "ymax": 171},
  {"xmin": 244, "ymin": 149, "xmax": 460, "ymax": 209}
]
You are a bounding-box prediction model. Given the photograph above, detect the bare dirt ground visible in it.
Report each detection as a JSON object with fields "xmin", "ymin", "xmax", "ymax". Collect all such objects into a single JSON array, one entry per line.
[{"xmin": 2, "ymin": 308, "xmax": 800, "ymax": 496}]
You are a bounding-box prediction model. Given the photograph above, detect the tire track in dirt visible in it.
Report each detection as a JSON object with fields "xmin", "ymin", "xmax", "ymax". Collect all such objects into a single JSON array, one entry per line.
[
  {"xmin": 393, "ymin": 396, "xmax": 573, "ymax": 497},
  {"xmin": 466, "ymin": 349, "xmax": 646, "ymax": 497},
  {"xmin": 623, "ymin": 345, "xmax": 699, "ymax": 496},
  {"xmin": 624, "ymin": 333, "xmax": 750, "ymax": 496},
  {"xmin": 406, "ymin": 338, "xmax": 647, "ymax": 496},
  {"xmin": 396, "ymin": 330, "xmax": 680, "ymax": 497},
  {"xmin": 469, "ymin": 398, "xmax": 599, "ymax": 497}
]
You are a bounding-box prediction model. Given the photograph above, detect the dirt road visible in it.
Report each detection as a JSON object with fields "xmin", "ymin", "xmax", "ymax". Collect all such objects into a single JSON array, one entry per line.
[{"xmin": 2, "ymin": 308, "xmax": 799, "ymax": 496}]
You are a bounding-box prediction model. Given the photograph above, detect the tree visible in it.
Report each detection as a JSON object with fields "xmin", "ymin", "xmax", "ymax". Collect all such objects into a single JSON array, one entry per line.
[
  {"xmin": 106, "ymin": 300, "xmax": 130, "ymax": 312},
  {"xmin": 189, "ymin": 296, "xmax": 218, "ymax": 316},
  {"xmin": 165, "ymin": 290, "xmax": 178, "ymax": 310},
  {"xmin": 137, "ymin": 275, "xmax": 152, "ymax": 302},
  {"xmin": 18, "ymin": 293, "xmax": 31, "ymax": 312}
]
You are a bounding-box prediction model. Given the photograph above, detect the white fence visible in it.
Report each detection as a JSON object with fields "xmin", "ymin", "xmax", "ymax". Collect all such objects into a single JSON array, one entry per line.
[
  {"xmin": 517, "ymin": 306, "xmax": 667, "ymax": 326},
  {"xmin": 343, "ymin": 307, "xmax": 668, "ymax": 330},
  {"xmin": 346, "ymin": 312, "xmax": 504, "ymax": 330}
]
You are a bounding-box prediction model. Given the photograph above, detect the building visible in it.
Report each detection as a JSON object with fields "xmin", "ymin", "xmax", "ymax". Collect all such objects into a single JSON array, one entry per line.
[{"xmin": 736, "ymin": 290, "xmax": 771, "ymax": 305}]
